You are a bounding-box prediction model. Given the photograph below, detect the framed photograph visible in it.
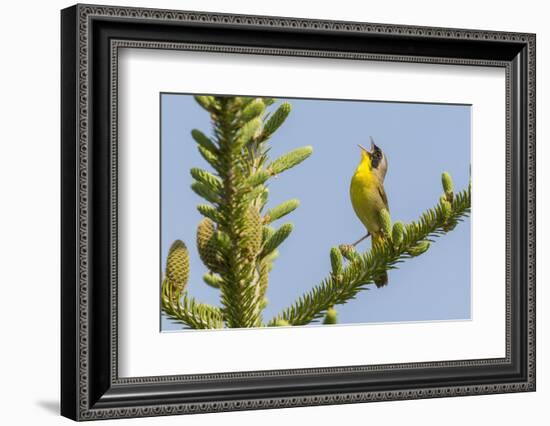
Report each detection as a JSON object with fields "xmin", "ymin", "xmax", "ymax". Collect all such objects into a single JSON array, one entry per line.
[{"xmin": 61, "ymin": 4, "xmax": 536, "ymax": 421}]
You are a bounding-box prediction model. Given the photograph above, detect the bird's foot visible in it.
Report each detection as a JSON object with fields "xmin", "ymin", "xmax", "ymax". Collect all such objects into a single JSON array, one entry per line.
[{"xmin": 351, "ymin": 233, "xmax": 371, "ymax": 247}]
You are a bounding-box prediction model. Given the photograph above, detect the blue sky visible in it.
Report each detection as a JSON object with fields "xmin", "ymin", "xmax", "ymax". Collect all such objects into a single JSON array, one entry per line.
[{"xmin": 160, "ymin": 94, "xmax": 471, "ymax": 331}]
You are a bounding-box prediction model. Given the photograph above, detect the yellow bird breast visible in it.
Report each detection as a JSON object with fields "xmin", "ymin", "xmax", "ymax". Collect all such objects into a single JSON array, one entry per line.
[{"xmin": 350, "ymin": 169, "xmax": 385, "ymax": 236}]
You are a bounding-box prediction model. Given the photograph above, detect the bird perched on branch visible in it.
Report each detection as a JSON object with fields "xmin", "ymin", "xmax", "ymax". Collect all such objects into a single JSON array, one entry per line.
[{"xmin": 349, "ymin": 137, "xmax": 389, "ymax": 287}]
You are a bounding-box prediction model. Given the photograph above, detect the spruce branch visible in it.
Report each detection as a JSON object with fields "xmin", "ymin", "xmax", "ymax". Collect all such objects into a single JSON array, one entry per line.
[
  {"xmin": 161, "ymin": 282, "xmax": 224, "ymax": 329},
  {"xmin": 190, "ymin": 168, "xmax": 223, "ymax": 193},
  {"xmin": 196, "ymin": 204, "xmax": 222, "ymax": 224},
  {"xmin": 267, "ymin": 146, "xmax": 313, "ymax": 176},
  {"xmin": 246, "ymin": 170, "xmax": 271, "ymax": 187},
  {"xmin": 264, "ymin": 199, "xmax": 300, "ymax": 224},
  {"xmin": 261, "ymin": 223, "xmax": 293, "ymax": 257},
  {"xmin": 269, "ymin": 182, "xmax": 470, "ymax": 326},
  {"xmin": 191, "ymin": 129, "xmax": 218, "ymax": 154},
  {"xmin": 194, "ymin": 95, "xmax": 219, "ymax": 113},
  {"xmin": 236, "ymin": 117, "xmax": 262, "ymax": 150},
  {"xmin": 191, "ymin": 181, "xmax": 220, "ymax": 204},
  {"xmin": 188, "ymin": 96, "xmax": 303, "ymax": 329},
  {"xmin": 203, "ymin": 272, "xmax": 223, "ymax": 289},
  {"xmin": 197, "ymin": 145, "xmax": 220, "ymax": 172},
  {"xmin": 241, "ymin": 99, "xmax": 266, "ymax": 122},
  {"xmin": 262, "ymin": 102, "xmax": 291, "ymax": 139},
  {"xmin": 212, "ymin": 98, "xmax": 264, "ymax": 327}
]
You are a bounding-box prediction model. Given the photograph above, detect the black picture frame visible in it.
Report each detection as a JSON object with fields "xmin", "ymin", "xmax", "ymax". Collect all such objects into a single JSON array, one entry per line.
[{"xmin": 61, "ymin": 3, "xmax": 536, "ymax": 421}]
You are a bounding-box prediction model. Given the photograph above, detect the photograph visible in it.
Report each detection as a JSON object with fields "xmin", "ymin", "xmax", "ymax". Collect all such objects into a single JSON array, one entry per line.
[{"xmin": 160, "ymin": 94, "xmax": 472, "ymax": 331}]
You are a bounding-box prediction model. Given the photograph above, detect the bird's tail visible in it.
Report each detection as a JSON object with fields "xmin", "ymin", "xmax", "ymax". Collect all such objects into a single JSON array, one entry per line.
[
  {"xmin": 372, "ymin": 233, "xmax": 389, "ymax": 287},
  {"xmin": 374, "ymin": 271, "xmax": 388, "ymax": 287}
]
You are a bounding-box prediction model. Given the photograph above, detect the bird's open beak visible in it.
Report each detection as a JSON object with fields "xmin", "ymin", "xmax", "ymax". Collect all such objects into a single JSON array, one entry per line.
[
  {"xmin": 358, "ymin": 137, "xmax": 379, "ymax": 153},
  {"xmin": 358, "ymin": 144, "xmax": 370, "ymax": 154},
  {"xmin": 369, "ymin": 136, "xmax": 378, "ymax": 152}
]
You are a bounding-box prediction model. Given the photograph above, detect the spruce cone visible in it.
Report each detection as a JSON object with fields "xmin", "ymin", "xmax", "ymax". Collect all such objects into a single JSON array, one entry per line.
[
  {"xmin": 196, "ymin": 218, "xmax": 223, "ymax": 272},
  {"xmin": 165, "ymin": 240, "xmax": 189, "ymax": 298},
  {"xmin": 323, "ymin": 307, "xmax": 338, "ymax": 325},
  {"xmin": 242, "ymin": 206, "xmax": 263, "ymax": 260},
  {"xmin": 392, "ymin": 221, "xmax": 404, "ymax": 247}
]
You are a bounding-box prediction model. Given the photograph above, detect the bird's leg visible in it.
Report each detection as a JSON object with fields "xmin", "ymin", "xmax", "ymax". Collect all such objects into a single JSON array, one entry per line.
[{"xmin": 351, "ymin": 233, "xmax": 371, "ymax": 247}]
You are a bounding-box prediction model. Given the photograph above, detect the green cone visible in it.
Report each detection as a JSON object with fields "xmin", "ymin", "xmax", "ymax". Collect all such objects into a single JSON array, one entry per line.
[
  {"xmin": 196, "ymin": 218, "xmax": 222, "ymax": 271},
  {"xmin": 323, "ymin": 307, "xmax": 338, "ymax": 325},
  {"xmin": 392, "ymin": 221, "xmax": 404, "ymax": 247},
  {"xmin": 442, "ymin": 172, "xmax": 454, "ymax": 202},
  {"xmin": 380, "ymin": 209, "xmax": 392, "ymax": 240},
  {"xmin": 330, "ymin": 247, "xmax": 343, "ymax": 276},
  {"xmin": 165, "ymin": 240, "xmax": 189, "ymax": 299}
]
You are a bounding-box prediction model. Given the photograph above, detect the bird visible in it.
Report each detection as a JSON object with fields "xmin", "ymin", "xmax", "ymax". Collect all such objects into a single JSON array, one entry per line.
[{"xmin": 349, "ymin": 137, "xmax": 389, "ymax": 287}]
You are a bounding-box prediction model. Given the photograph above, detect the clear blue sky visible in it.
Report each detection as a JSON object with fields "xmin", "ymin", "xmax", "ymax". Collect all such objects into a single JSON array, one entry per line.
[{"xmin": 160, "ymin": 94, "xmax": 471, "ymax": 331}]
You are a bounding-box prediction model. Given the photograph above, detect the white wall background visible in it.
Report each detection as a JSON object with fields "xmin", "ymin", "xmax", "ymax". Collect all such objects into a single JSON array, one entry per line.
[{"xmin": 0, "ymin": 0, "xmax": 546, "ymax": 424}]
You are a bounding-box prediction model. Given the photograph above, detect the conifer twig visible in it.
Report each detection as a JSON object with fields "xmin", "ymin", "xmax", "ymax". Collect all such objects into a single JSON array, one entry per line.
[
  {"xmin": 162, "ymin": 96, "xmax": 312, "ymax": 329},
  {"xmin": 161, "ymin": 282, "xmax": 224, "ymax": 329},
  {"xmin": 268, "ymin": 184, "xmax": 471, "ymax": 326}
]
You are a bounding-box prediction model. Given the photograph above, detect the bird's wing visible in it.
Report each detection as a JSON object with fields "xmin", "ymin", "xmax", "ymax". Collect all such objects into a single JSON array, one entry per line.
[{"xmin": 377, "ymin": 184, "xmax": 389, "ymax": 212}]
